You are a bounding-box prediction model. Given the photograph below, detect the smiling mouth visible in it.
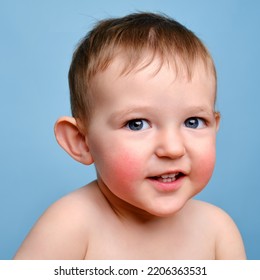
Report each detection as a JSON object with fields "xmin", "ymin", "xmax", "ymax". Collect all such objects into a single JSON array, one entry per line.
[{"xmin": 149, "ymin": 172, "xmax": 184, "ymax": 183}]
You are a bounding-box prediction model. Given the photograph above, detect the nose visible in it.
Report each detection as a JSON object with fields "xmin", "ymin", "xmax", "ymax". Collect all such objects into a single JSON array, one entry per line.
[{"xmin": 155, "ymin": 127, "xmax": 185, "ymax": 159}]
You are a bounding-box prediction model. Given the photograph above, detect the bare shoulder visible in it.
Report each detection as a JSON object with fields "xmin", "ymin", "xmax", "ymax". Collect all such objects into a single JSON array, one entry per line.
[
  {"xmin": 14, "ymin": 181, "xmax": 103, "ymax": 260},
  {"xmin": 185, "ymin": 199, "xmax": 246, "ymax": 259}
]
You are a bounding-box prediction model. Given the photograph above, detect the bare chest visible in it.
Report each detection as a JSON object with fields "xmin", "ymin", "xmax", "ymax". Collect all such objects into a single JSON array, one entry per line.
[{"xmin": 85, "ymin": 221, "xmax": 215, "ymax": 259}]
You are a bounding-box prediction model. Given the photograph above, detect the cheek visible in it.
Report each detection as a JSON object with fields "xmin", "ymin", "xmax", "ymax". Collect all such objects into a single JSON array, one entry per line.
[
  {"xmin": 104, "ymin": 151, "xmax": 144, "ymax": 200},
  {"xmin": 193, "ymin": 147, "xmax": 216, "ymax": 187},
  {"xmin": 109, "ymin": 149, "xmax": 143, "ymax": 184},
  {"xmin": 92, "ymin": 142, "xmax": 143, "ymax": 191}
]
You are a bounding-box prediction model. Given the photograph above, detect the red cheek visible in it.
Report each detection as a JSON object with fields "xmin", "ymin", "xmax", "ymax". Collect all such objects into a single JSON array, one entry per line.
[
  {"xmin": 112, "ymin": 152, "xmax": 141, "ymax": 181},
  {"xmin": 99, "ymin": 150, "xmax": 143, "ymax": 197},
  {"xmin": 195, "ymin": 151, "xmax": 216, "ymax": 186}
]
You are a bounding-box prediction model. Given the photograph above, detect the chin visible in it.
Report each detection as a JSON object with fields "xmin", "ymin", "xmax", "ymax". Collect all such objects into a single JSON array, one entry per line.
[{"xmin": 145, "ymin": 202, "xmax": 187, "ymax": 218}]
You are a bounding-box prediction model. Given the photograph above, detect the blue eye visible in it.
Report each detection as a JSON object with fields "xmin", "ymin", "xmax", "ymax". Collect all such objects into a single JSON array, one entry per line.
[
  {"xmin": 184, "ymin": 117, "xmax": 205, "ymax": 129},
  {"xmin": 126, "ymin": 119, "xmax": 150, "ymax": 131}
]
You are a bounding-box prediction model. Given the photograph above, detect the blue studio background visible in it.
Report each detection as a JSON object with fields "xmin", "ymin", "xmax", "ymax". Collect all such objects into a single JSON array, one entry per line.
[{"xmin": 1, "ymin": 0, "xmax": 259, "ymax": 260}]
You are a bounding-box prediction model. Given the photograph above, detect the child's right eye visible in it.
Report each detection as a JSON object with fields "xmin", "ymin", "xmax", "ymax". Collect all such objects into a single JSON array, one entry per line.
[{"xmin": 125, "ymin": 119, "xmax": 150, "ymax": 131}]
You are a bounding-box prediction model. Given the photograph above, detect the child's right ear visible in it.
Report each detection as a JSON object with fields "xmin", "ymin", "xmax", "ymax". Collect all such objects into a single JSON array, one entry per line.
[{"xmin": 54, "ymin": 117, "xmax": 94, "ymax": 165}]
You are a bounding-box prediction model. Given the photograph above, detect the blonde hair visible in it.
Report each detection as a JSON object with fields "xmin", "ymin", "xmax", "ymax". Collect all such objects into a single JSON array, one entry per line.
[{"xmin": 68, "ymin": 12, "xmax": 216, "ymax": 128}]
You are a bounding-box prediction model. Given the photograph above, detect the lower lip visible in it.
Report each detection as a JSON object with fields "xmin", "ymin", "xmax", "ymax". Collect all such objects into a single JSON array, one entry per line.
[{"xmin": 148, "ymin": 176, "xmax": 184, "ymax": 192}]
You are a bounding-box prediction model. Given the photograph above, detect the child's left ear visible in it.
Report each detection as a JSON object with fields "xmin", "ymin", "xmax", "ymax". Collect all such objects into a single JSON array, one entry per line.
[
  {"xmin": 215, "ymin": 112, "xmax": 221, "ymax": 131},
  {"xmin": 54, "ymin": 116, "xmax": 94, "ymax": 165}
]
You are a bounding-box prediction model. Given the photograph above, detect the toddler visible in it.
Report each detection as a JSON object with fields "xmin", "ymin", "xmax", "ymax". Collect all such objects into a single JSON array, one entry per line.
[{"xmin": 14, "ymin": 12, "xmax": 246, "ymax": 259}]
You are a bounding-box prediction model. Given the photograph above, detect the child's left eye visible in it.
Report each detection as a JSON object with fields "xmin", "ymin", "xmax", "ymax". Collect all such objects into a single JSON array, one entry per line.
[
  {"xmin": 125, "ymin": 119, "xmax": 150, "ymax": 131},
  {"xmin": 184, "ymin": 117, "xmax": 206, "ymax": 129}
]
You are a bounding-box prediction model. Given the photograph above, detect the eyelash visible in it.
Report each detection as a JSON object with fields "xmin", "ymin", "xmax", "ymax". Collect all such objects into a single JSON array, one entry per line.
[
  {"xmin": 184, "ymin": 117, "xmax": 207, "ymax": 129},
  {"xmin": 124, "ymin": 117, "xmax": 208, "ymax": 131},
  {"xmin": 125, "ymin": 119, "xmax": 150, "ymax": 131}
]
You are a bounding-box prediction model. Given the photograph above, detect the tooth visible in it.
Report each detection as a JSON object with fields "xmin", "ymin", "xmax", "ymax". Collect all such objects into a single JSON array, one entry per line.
[
  {"xmin": 161, "ymin": 173, "xmax": 178, "ymax": 179},
  {"xmin": 160, "ymin": 177, "xmax": 177, "ymax": 183}
]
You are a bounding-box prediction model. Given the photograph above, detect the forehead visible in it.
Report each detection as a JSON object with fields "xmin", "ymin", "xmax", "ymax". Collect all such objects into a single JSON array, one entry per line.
[
  {"xmin": 88, "ymin": 55, "xmax": 216, "ymax": 129},
  {"xmin": 90, "ymin": 54, "xmax": 216, "ymax": 98}
]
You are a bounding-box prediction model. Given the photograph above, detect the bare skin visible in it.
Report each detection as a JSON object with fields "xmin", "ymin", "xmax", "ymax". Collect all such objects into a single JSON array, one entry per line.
[
  {"xmin": 14, "ymin": 57, "xmax": 246, "ymax": 260},
  {"xmin": 14, "ymin": 182, "xmax": 245, "ymax": 259}
]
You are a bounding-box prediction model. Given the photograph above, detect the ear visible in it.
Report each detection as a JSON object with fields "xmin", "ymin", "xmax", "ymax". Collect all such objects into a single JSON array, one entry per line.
[
  {"xmin": 54, "ymin": 116, "xmax": 94, "ymax": 165},
  {"xmin": 215, "ymin": 112, "xmax": 221, "ymax": 131}
]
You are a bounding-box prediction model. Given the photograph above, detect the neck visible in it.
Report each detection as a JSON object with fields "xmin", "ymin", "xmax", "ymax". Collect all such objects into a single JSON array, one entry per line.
[{"xmin": 96, "ymin": 179, "xmax": 164, "ymax": 224}]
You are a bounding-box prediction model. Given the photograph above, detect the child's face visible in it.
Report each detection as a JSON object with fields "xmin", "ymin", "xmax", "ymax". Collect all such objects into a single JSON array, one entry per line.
[{"xmin": 86, "ymin": 56, "xmax": 219, "ymax": 217}]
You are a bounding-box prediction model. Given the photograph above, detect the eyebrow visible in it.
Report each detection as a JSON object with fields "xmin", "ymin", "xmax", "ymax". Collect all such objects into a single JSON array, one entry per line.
[
  {"xmin": 187, "ymin": 106, "xmax": 215, "ymax": 116},
  {"xmin": 109, "ymin": 104, "xmax": 215, "ymax": 123},
  {"xmin": 109, "ymin": 106, "xmax": 152, "ymax": 121}
]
